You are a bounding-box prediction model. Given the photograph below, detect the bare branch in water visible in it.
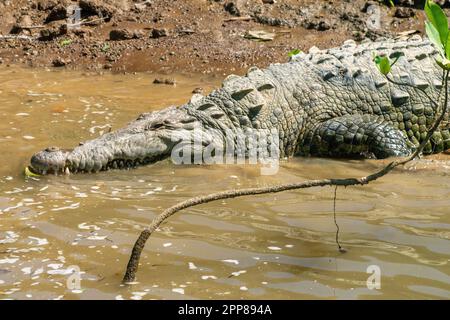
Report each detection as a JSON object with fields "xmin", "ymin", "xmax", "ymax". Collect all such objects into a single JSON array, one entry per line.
[{"xmin": 123, "ymin": 71, "xmax": 449, "ymax": 284}]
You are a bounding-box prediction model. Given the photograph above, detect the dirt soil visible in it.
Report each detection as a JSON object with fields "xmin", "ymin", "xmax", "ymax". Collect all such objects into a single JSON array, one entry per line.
[{"xmin": 0, "ymin": 0, "xmax": 447, "ymax": 75}]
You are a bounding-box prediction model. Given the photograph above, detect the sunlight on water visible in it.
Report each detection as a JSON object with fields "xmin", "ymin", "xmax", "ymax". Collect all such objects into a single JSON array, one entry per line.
[{"xmin": 0, "ymin": 66, "xmax": 449, "ymax": 299}]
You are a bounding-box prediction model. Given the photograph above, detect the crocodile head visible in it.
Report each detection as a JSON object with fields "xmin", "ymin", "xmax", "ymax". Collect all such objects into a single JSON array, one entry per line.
[
  {"xmin": 28, "ymin": 106, "xmax": 199, "ymax": 175},
  {"xmin": 30, "ymin": 146, "xmax": 72, "ymax": 175}
]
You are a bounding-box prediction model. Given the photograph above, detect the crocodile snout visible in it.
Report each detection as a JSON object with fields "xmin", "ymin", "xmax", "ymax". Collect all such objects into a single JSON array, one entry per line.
[{"xmin": 30, "ymin": 146, "xmax": 71, "ymax": 175}]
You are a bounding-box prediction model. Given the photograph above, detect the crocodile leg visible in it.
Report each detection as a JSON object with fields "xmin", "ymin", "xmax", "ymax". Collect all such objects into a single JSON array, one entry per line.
[{"xmin": 301, "ymin": 115, "xmax": 413, "ymax": 159}]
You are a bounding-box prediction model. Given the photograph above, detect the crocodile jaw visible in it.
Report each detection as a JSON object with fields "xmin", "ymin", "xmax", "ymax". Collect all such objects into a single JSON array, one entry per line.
[{"xmin": 30, "ymin": 147, "xmax": 71, "ymax": 175}]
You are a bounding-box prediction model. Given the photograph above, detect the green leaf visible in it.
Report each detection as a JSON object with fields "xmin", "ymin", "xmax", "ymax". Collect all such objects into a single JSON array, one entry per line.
[
  {"xmin": 60, "ymin": 39, "xmax": 72, "ymax": 47},
  {"xmin": 374, "ymin": 55, "xmax": 391, "ymax": 75},
  {"xmin": 425, "ymin": 21, "xmax": 445, "ymax": 57},
  {"xmin": 101, "ymin": 43, "xmax": 110, "ymax": 52},
  {"xmin": 288, "ymin": 49, "xmax": 302, "ymax": 57},
  {"xmin": 435, "ymin": 56, "xmax": 450, "ymax": 70},
  {"xmin": 446, "ymin": 32, "xmax": 450, "ymax": 59},
  {"xmin": 387, "ymin": 0, "xmax": 394, "ymax": 7},
  {"xmin": 425, "ymin": 0, "xmax": 449, "ymax": 47},
  {"xmin": 24, "ymin": 166, "xmax": 40, "ymax": 178}
]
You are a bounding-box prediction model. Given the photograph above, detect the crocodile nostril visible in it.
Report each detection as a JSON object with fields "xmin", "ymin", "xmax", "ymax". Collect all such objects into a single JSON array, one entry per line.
[{"xmin": 45, "ymin": 146, "xmax": 60, "ymax": 152}]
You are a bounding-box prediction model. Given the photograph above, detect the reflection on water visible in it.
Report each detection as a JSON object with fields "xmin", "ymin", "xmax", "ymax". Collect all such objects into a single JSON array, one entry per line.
[{"xmin": 0, "ymin": 66, "xmax": 449, "ymax": 299}]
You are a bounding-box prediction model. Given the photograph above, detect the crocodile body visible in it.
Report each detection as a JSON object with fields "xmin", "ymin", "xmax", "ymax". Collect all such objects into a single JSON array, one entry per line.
[{"xmin": 30, "ymin": 36, "xmax": 450, "ymax": 174}]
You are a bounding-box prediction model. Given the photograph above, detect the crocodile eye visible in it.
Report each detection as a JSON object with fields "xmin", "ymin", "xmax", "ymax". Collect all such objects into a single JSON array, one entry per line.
[{"xmin": 45, "ymin": 146, "xmax": 60, "ymax": 152}]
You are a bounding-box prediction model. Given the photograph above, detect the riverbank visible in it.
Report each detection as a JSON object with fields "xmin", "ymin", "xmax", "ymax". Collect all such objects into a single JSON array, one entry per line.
[{"xmin": 0, "ymin": 0, "xmax": 436, "ymax": 75}]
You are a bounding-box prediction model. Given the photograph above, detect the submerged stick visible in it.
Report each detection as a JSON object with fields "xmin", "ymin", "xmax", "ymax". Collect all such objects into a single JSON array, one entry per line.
[{"xmin": 123, "ymin": 71, "xmax": 449, "ymax": 284}]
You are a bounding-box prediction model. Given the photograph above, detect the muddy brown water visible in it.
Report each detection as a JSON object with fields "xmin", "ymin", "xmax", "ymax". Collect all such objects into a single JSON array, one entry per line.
[{"xmin": 0, "ymin": 65, "xmax": 449, "ymax": 300}]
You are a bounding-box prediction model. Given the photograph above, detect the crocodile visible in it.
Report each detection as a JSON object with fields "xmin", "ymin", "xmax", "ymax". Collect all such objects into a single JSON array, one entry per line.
[{"xmin": 29, "ymin": 36, "xmax": 450, "ymax": 175}]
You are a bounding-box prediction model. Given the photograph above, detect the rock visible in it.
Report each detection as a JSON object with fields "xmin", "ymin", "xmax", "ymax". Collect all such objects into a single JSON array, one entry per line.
[
  {"xmin": 79, "ymin": 0, "xmax": 117, "ymax": 20},
  {"xmin": 70, "ymin": 27, "xmax": 92, "ymax": 38},
  {"xmin": 244, "ymin": 30, "xmax": 275, "ymax": 41},
  {"xmin": 394, "ymin": 0, "xmax": 414, "ymax": 6},
  {"xmin": 361, "ymin": 1, "xmax": 378, "ymax": 13},
  {"xmin": 255, "ymin": 15, "xmax": 291, "ymax": 27},
  {"xmin": 45, "ymin": 4, "xmax": 68, "ymax": 23},
  {"xmin": 133, "ymin": 30, "xmax": 144, "ymax": 39},
  {"xmin": 394, "ymin": 7, "xmax": 415, "ymax": 19},
  {"xmin": 134, "ymin": 2, "xmax": 147, "ymax": 11},
  {"xmin": 153, "ymin": 78, "xmax": 176, "ymax": 85},
  {"xmin": 109, "ymin": 28, "xmax": 134, "ymax": 40},
  {"xmin": 52, "ymin": 57, "xmax": 69, "ymax": 67},
  {"xmin": 192, "ymin": 87, "xmax": 203, "ymax": 94},
  {"xmin": 224, "ymin": 2, "xmax": 240, "ymax": 16},
  {"xmin": 1, "ymin": 11, "xmax": 15, "ymax": 25},
  {"xmin": 37, "ymin": 0, "xmax": 58, "ymax": 11},
  {"xmin": 150, "ymin": 28, "xmax": 168, "ymax": 38},
  {"xmin": 317, "ymin": 20, "xmax": 331, "ymax": 31},
  {"xmin": 178, "ymin": 28, "xmax": 195, "ymax": 36},
  {"xmin": 9, "ymin": 24, "xmax": 23, "ymax": 34},
  {"xmin": 352, "ymin": 30, "xmax": 365, "ymax": 42},
  {"xmin": 9, "ymin": 15, "xmax": 33, "ymax": 34},
  {"xmin": 114, "ymin": 0, "xmax": 131, "ymax": 12},
  {"xmin": 39, "ymin": 21, "xmax": 67, "ymax": 40},
  {"xmin": 18, "ymin": 15, "xmax": 33, "ymax": 27},
  {"xmin": 303, "ymin": 19, "xmax": 332, "ymax": 31}
]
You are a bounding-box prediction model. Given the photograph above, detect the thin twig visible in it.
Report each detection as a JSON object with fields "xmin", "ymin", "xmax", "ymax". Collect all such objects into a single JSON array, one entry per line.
[
  {"xmin": 122, "ymin": 71, "xmax": 449, "ymax": 284},
  {"xmin": 0, "ymin": 35, "xmax": 34, "ymax": 41},
  {"xmin": 224, "ymin": 16, "xmax": 253, "ymax": 22},
  {"xmin": 68, "ymin": 17, "xmax": 107, "ymax": 28},
  {"xmin": 333, "ymin": 185, "xmax": 345, "ymax": 253}
]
